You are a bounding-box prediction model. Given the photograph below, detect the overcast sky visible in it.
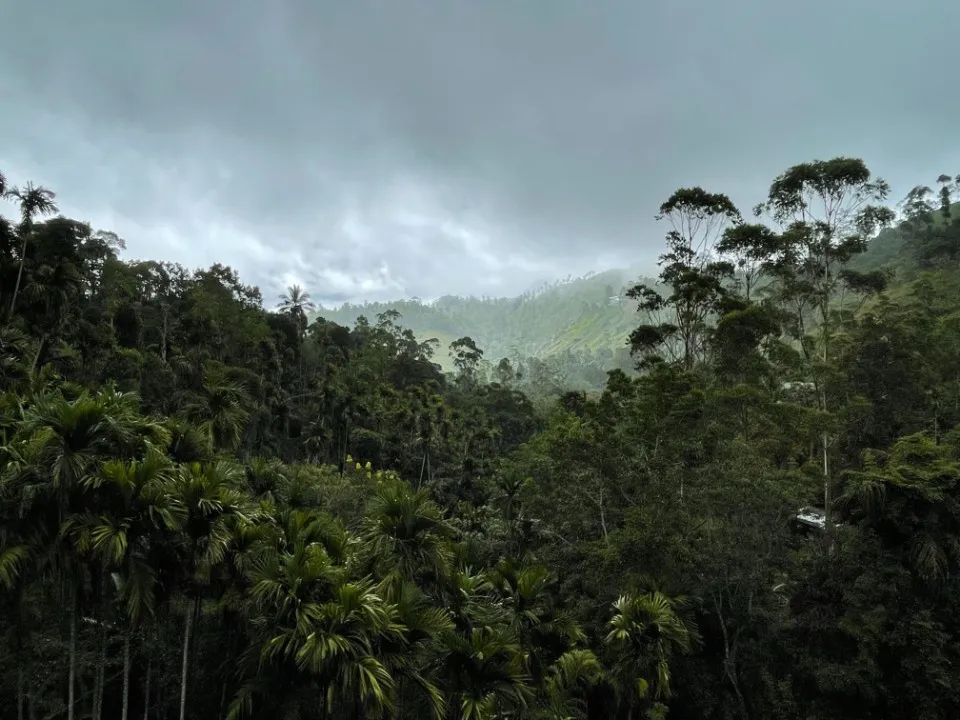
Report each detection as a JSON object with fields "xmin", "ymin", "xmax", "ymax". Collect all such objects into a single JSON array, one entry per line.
[{"xmin": 1, "ymin": 0, "xmax": 958, "ymax": 306}]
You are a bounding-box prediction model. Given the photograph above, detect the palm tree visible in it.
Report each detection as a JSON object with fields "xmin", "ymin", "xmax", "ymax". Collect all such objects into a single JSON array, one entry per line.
[
  {"xmin": 181, "ymin": 363, "xmax": 252, "ymax": 452},
  {"xmin": 82, "ymin": 446, "xmax": 185, "ymax": 720},
  {"xmin": 435, "ymin": 624, "xmax": 533, "ymax": 720},
  {"xmin": 0, "ymin": 326, "xmax": 36, "ymax": 402},
  {"xmin": 7, "ymin": 181, "xmax": 58, "ymax": 316},
  {"xmin": 164, "ymin": 418, "xmax": 212, "ymax": 464},
  {"xmin": 361, "ymin": 479, "xmax": 455, "ymax": 600},
  {"xmin": 487, "ymin": 560, "xmax": 585, "ymax": 687},
  {"xmin": 605, "ymin": 591, "xmax": 699, "ymax": 719},
  {"xmin": 277, "ymin": 285, "xmax": 317, "ymax": 401},
  {"xmin": 298, "ymin": 579, "xmax": 404, "ymax": 717},
  {"xmin": 169, "ymin": 460, "xmax": 251, "ymax": 720},
  {"xmin": 0, "ymin": 525, "xmax": 35, "ymax": 720},
  {"xmin": 230, "ymin": 525, "xmax": 402, "ymax": 719},
  {"xmin": 276, "ymin": 284, "xmax": 316, "ymax": 325},
  {"xmin": 380, "ymin": 581, "xmax": 451, "ymax": 720},
  {"xmin": 7, "ymin": 387, "xmax": 163, "ymax": 720},
  {"xmin": 540, "ymin": 649, "xmax": 604, "ymax": 720}
]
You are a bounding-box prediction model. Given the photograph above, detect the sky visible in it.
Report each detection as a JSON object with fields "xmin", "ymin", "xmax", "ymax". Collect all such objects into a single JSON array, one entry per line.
[{"xmin": 1, "ymin": 0, "xmax": 958, "ymax": 307}]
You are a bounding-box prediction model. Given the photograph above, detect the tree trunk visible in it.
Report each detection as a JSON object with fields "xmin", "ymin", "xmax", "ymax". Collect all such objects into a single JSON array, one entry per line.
[
  {"xmin": 17, "ymin": 665, "xmax": 24, "ymax": 720},
  {"xmin": 143, "ymin": 658, "xmax": 151, "ymax": 720},
  {"xmin": 160, "ymin": 307, "xmax": 169, "ymax": 363},
  {"xmin": 29, "ymin": 333, "xmax": 47, "ymax": 375},
  {"xmin": 822, "ymin": 429, "xmax": 830, "ymax": 524},
  {"xmin": 820, "ymin": 280, "xmax": 833, "ymax": 539},
  {"xmin": 9, "ymin": 233, "xmax": 27, "ymax": 316},
  {"xmin": 68, "ymin": 602, "xmax": 77, "ymax": 720},
  {"xmin": 94, "ymin": 620, "xmax": 107, "ymax": 720},
  {"xmin": 715, "ymin": 593, "xmax": 749, "ymax": 719},
  {"xmin": 179, "ymin": 598, "xmax": 196, "ymax": 720},
  {"xmin": 122, "ymin": 631, "xmax": 132, "ymax": 720}
]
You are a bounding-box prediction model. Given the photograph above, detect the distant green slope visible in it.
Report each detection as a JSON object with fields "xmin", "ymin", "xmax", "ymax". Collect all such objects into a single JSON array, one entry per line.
[
  {"xmin": 313, "ymin": 268, "xmax": 654, "ymax": 371},
  {"xmin": 852, "ymin": 201, "xmax": 960, "ymax": 273}
]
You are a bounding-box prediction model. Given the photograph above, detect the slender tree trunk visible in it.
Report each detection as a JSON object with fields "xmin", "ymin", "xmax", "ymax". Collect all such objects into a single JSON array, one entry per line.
[
  {"xmin": 821, "ymin": 279, "xmax": 832, "ymax": 534},
  {"xmin": 596, "ymin": 486, "xmax": 609, "ymax": 544},
  {"xmin": 822, "ymin": 429, "xmax": 830, "ymax": 521},
  {"xmin": 94, "ymin": 619, "xmax": 107, "ymax": 720},
  {"xmin": 122, "ymin": 631, "xmax": 132, "ymax": 720},
  {"xmin": 17, "ymin": 665, "xmax": 24, "ymax": 720},
  {"xmin": 160, "ymin": 307, "xmax": 169, "ymax": 363},
  {"xmin": 68, "ymin": 601, "xmax": 78, "ymax": 720},
  {"xmin": 715, "ymin": 593, "xmax": 749, "ymax": 719},
  {"xmin": 29, "ymin": 333, "xmax": 47, "ymax": 375},
  {"xmin": 820, "ymin": 331, "xmax": 832, "ymax": 536},
  {"xmin": 9, "ymin": 233, "xmax": 28, "ymax": 316},
  {"xmin": 143, "ymin": 657, "xmax": 152, "ymax": 720},
  {"xmin": 396, "ymin": 677, "xmax": 405, "ymax": 720},
  {"xmin": 179, "ymin": 598, "xmax": 196, "ymax": 720}
]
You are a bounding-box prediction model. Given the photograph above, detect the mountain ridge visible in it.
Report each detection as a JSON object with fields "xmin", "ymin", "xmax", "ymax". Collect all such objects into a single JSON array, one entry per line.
[{"xmin": 312, "ymin": 267, "xmax": 654, "ymax": 375}]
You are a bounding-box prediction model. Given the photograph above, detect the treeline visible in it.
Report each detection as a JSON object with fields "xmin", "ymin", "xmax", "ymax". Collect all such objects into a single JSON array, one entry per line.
[{"xmin": 2, "ymin": 158, "xmax": 960, "ymax": 720}]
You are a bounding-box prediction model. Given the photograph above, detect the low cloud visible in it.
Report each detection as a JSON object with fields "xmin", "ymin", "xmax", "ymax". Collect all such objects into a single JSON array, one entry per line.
[{"xmin": 2, "ymin": 0, "xmax": 959, "ymax": 304}]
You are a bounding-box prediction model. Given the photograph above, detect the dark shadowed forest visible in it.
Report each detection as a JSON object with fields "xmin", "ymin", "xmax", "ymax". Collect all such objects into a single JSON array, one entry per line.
[{"xmin": 3, "ymin": 158, "xmax": 960, "ymax": 720}]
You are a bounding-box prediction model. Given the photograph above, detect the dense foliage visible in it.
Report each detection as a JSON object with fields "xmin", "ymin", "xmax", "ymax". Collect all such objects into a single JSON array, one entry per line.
[{"xmin": 2, "ymin": 158, "xmax": 960, "ymax": 720}]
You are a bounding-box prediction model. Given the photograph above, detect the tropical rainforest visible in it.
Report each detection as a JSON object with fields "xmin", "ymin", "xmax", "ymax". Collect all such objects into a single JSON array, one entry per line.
[{"xmin": 1, "ymin": 157, "xmax": 960, "ymax": 720}]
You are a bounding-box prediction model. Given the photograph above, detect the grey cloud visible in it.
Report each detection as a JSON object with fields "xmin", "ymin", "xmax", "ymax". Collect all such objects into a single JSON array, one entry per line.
[{"xmin": 2, "ymin": 0, "xmax": 959, "ymax": 304}]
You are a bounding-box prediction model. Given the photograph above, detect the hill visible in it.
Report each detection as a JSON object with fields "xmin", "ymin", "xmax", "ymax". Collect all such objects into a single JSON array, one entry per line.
[
  {"xmin": 851, "ymin": 200, "xmax": 960, "ymax": 273},
  {"xmin": 314, "ymin": 268, "xmax": 657, "ymax": 386}
]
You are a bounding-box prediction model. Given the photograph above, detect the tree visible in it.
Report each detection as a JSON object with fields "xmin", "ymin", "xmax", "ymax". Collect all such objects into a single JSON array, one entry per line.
[
  {"xmin": 757, "ymin": 157, "xmax": 895, "ymax": 531},
  {"xmin": 181, "ymin": 363, "xmax": 253, "ymax": 452},
  {"xmin": 361, "ymin": 479, "xmax": 455, "ymax": 600},
  {"xmin": 7, "ymin": 387, "xmax": 164, "ymax": 720},
  {"xmin": 277, "ymin": 284, "xmax": 316, "ymax": 346},
  {"xmin": 6, "ymin": 181, "xmax": 58, "ymax": 317},
  {"xmin": 605, "ymin": 591, "xmax": 699, "ymax": 718},
  {"xmin": 169, "ymin": 460, "xmax": 251, "ymax": 720},
  {"xmin": 450, "ymin": 337, "xmax": 484, "ymax": 385},
  {"xmin": 83, "ymin": 446, "xmax": 184, "ymax": 720},
  {"xmin": 627, "ymin": 188, "xmax": 741, "ymax": 370}
]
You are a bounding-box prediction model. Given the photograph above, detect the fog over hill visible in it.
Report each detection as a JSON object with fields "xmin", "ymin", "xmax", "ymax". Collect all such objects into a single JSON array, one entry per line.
[{"xmin": 314, "ymin": 267, "xmax": 654, "ymax": 374}]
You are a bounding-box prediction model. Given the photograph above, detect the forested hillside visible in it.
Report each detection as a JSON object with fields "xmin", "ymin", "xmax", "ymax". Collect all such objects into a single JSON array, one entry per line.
[
  {"xmin": 316, "ymin": 270, "xmax": 648, "ymax": 391},
  {"xmin": 3, "ymin": 159, "xmax": 960, "ymax": 720}
]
